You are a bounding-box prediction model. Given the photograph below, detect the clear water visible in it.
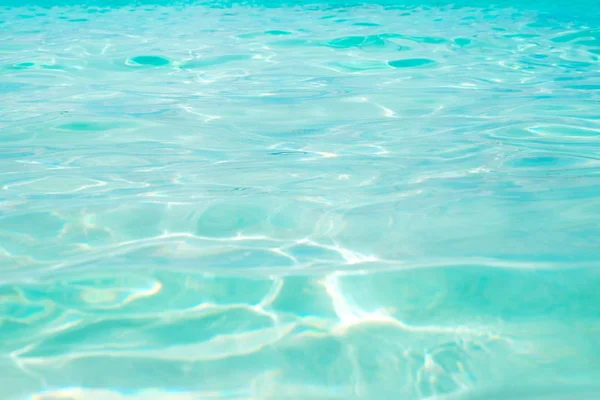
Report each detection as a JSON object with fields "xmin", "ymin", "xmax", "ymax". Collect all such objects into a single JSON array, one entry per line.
[{"xmin": 1, "ymin": 0, "xmax": 600, "ymax": 398}]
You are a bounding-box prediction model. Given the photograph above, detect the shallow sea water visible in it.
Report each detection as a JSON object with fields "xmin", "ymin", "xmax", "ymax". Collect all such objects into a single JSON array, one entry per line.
[{"xmin": 1, "ymin": 0, "xmax": 600, "ymax": 398}]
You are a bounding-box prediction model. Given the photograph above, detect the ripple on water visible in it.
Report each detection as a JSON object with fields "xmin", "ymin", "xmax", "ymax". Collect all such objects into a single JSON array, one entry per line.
[
  {"xmin": 454, "ymin": 37, "xmax": 472, "ymax": 46},
  {"xmin": 182, "ymin": 54, "xmax": 252, "ymax": 68},
  {"xmin": 325, "ymin": 60, "xmax": 389, "ymax": 72},
  {"xmin": 264, "ymin": 29, "xmax": 292, "ymax": 35},
  {"xmin": 388, "ymin": 58, "xmax": 437, "ymax": 68},
  {"xmin": 352, "ymin": 22, "xmax": 381, "ymax": 26},
  {"xmin": 6, "ymin": 61, "xmax": 35, "ymax": 69},
  {"xmin": 55, "ymin": 121, "xmax": 131, "ymax": 132},
  {"xmin": 326, "ymin": 35, "xmax": 387, "ymax": 48},
  {"xmin": 128, "ymin": 55, "xmax": 171, "ymax": 66}
]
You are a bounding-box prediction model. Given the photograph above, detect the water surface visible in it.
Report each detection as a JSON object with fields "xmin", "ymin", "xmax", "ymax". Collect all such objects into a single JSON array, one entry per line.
[{"xmin": 1, "ymin": 1, "xmax": 600, "ymax": 398}]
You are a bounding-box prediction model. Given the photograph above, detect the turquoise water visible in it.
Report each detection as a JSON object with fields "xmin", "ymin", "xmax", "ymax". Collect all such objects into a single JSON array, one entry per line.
[{"xmin": 1, "ymin": 0, "xmax": 600, "ymax": 398}]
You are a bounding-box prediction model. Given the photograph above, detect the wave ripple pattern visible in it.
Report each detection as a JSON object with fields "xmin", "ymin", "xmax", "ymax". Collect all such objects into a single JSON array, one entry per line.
[{"xmin": 1, "ymin": 2, "xmax": 600, "ymax": 399}]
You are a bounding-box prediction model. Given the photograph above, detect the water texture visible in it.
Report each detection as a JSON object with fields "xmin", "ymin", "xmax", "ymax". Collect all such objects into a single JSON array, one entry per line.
[{"xmin": 1, "ymin": 1, "xmax": 600, "ymax": 399}]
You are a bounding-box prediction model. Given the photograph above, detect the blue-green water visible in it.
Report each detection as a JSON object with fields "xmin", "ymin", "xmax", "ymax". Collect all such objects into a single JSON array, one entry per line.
[{"xmin": 1, "ymin": 0, "xmax": 600, "ymax": 398}]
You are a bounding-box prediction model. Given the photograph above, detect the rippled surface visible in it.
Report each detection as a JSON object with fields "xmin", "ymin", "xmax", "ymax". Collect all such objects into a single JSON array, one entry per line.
[{"xmin": 1, "ymin": 1, "xmax": 600, "ymax": 398}]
